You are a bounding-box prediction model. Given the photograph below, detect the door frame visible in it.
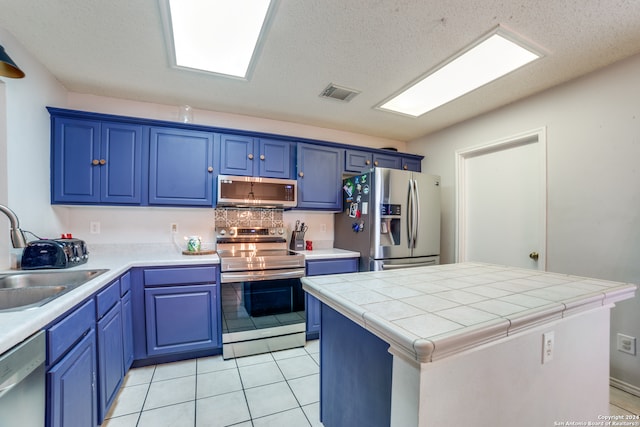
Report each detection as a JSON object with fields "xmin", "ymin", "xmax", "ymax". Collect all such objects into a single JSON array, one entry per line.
[{"xmin": 454, "ymin": 127, "xmax": 547, "ymax": 270}]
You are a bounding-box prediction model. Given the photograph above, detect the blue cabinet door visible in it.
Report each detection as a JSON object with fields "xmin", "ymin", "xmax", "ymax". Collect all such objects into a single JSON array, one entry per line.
[
  {"xmin": 345, "ymin": 149, "xmax": 373, "ymax": 173},
  {"xmin": 47, "ymin": 328, "xmax": 98, "ymax": 427},
  {"xmin": 402, "ymin": 157, "xmax": 421, "ymax": 172},
  {"xmin": 373, "ymin": 153, "xmax": 402, "ymax": 169},
  {"xmin": 149, "ymin": 127, "xmax": 215, "ymax": 206},
  {"xmin": 220, "ymin": 135, "xmax": 292, "ymax": 178},
  {"xmin": 52, "ymin": 118, "xmax": 101, "ymax": 203},
  {"xmin": 145, "ymin": 284, "xmax": 219, "ymax": 356},
  {"xmin": 258, "ymin": 139, "xmax": 293, "ymax": 178},
  {"xmin": 296, "ymin": 143, "xmax": 343, "ymax": 210},
  {"xmin": 51, "ymin": 118, "xmax": 143, "ymax": 204},
  {"xmin": 97, "ymin": 302, "xmax": 124, "ymax": 424},
  {"xmin": 220, "ymin": 134, "xmax": 255, "ymax": 176},
  {"xmin": 100, "ymin": 122, "xmax": 143, "ymax": 204},
  {"xmin": 305, "ymin": 258, "xmax": 358, "ymax": 339},
  {"xmin": 122, "ymin": 291, "xmax": 134, "ymax": 371}
]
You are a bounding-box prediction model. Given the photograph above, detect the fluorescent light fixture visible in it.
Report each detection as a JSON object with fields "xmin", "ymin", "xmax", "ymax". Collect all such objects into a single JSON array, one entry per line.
[
  {"xmin": 378, "ymin": 28, "xmax": 542, "ymax": 117},
  {"xmin": 165, "ymin": 0, "xmax": 272, "ymax": 79}
]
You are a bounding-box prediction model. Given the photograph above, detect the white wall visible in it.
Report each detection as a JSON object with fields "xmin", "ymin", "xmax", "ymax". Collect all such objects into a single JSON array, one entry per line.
[
  {"xmin": 407, "ymin": 52, "xmax": 640, "ymax": 390},
  {"xmin": 0, "ymin": 28, "xmax": 67, "ymax": 269}
]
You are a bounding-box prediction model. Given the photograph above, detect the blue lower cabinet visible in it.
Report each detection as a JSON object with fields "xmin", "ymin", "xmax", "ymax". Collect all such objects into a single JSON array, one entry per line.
[
  {"xmin": 122, "ymin": 291, "xmax": 134, "ymax": 371},
  {"xmin": 145, "ymin": 284, "xmax": 219, "ymax": 356},
  {"xmin": 97, "ymin": 302, "xmax": 124, "ymax": 423},
  {"xmin": 47, "ymin": 328, "xmax": 98, "ymax": 427},
  {"xmin": 305, "ymin": 257, "xmax": 358, "ymax": 339}
]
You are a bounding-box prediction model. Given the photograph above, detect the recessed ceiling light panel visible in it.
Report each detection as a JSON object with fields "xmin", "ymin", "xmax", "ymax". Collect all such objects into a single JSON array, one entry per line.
[
  {"xmin": 161, "ymin": 0, "xmax": 274, "ymax": 79},
  {"xmin": 377, "ymin": 27, "xmax": 543, "ymax": 117}
]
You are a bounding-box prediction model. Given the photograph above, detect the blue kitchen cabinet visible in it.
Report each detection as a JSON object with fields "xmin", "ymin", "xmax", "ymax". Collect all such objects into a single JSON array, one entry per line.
[
  {"xmin": 305, "ymin": 257, "xmax": 358, "ymax": 340},
  {"xmin": 373, "ymin": 152, "xmax": 402, "ymax": 169},
  {"xmin": 402, "ymin": 157, "xmax": 421, "ymax": 172},
  {"xmin": 51, "ymin": 117, "xmax": 143, "ymax": 204},
  {"xmin": 149, "ymin": 127, "xmax": 216, "ymax": 206},
  {"xmin": 143, "ymin": 266, "xmax": 220, "ymax": 357},
  {"xmin": 96, "ymin": 279, "xmax": 124, "ymax": 423},
  {"xmin": 220, "ymin": 134, "xmax": 293, "ymax": 178},
  {"xmin": 296, "ymin": 143, "xmax": 343, "ymax": 210},
  {"xmin": 219, "ymin": 134, "xmax": 254, "ymax": 176},
  {"xmin": 345, "ymin": 149, "xmax": 373, "ymax": 173},
  {"xmin": 47, "ymin": 330, "xmax": 97, "ymax": 427},
  {"xmin": 46, "ymin": 299, "xmax": 98, "ymax": 427},
  {"xmin": 121, "ymin": 272, "xmax": 134, "ymax": 371}
]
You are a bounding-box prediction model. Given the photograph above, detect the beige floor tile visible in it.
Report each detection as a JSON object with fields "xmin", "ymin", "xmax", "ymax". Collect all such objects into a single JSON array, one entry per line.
[{"xmin": 137, "ymin": 401, "xmax": 195, "ymax": 427}]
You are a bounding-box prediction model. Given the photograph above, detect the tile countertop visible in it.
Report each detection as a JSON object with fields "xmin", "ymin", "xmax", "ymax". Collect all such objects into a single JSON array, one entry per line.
[
  {"xmin": 294, "ymin": 248, "xmax": 359, "ymax": 260},
  {"xmin": 0, "ymin": 243, "xmax": 220, "ymax": 354},
  {"xmin": 301, "ymin": 262, "xmax": 638, "ymax": 363}
]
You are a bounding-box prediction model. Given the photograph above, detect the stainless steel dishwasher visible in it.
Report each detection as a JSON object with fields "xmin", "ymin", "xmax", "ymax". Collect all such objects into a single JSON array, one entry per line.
[{"xmin": 0, "ymin": 331, "xmax": 46, "ymax": 427}]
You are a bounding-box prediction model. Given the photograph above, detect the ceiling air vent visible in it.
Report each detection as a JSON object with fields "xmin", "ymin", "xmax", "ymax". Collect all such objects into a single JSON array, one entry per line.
[{"xmin": 320, "ymin": 83, "xmax": 360, "ymax": 102}]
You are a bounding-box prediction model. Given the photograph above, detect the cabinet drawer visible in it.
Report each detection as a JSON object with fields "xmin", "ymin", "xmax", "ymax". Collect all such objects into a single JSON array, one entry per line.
[
  {"xmin": 120, "ymin": 271, "xmax": 131, "ymax": 296},
  {"xmin": 306, "ymin": 258, "xmax": 358, "ymax": 276},
  {"xmin": 144, "ymin": 266, "xmax": 217, "ymax": 286},
  {"xmin": 96, "ymin": 279, "xmax": 120, "ymax": 319},
  {"xmin": 47, "ymin": 298, "xmax": 96, "ymax": 365}
]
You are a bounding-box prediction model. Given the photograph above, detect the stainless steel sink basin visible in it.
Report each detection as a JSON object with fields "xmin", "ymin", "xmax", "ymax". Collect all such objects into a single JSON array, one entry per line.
[{"xmin": 0, "ymin": 269, "xmax": 108, "ymax": 312}]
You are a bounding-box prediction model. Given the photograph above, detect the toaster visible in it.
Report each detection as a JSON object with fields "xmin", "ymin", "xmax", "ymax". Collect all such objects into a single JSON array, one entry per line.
[{"xmin": 21, "ymin": 238, "xmax": 89, "ymax": 270}]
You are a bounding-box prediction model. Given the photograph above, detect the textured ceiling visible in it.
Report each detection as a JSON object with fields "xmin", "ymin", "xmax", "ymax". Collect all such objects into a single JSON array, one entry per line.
[{"xmin": 1, "ymin": 0, "xmax": 640, "ymax": 141}]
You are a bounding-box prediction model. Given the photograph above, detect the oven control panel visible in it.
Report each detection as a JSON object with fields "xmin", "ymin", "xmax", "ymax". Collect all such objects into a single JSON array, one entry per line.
[{"xmin": 216, "ymin": 227, "xmax": 286, "ymax": 240}]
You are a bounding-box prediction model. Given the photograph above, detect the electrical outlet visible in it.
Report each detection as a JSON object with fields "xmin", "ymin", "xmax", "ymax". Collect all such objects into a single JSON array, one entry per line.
[
  {"xmin": 542, "ymin": 331, "xmax": 554, "ymax": 364},
  {"xmin": 90, "ymin": 221, "xmax": 101, "ymax": 234},
  {"xmin": 320, "ymin": 223, "xmax": 327, "ymax": 233},
  {"xmin": 170, "ymin": 223, "xmax": 178, "ymax": 234},
  {"xmin": 617, "ymin": 333, "xmax": 637, "ymax": 356}
]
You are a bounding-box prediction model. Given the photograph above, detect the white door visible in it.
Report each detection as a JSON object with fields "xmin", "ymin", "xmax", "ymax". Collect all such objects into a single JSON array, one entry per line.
[{"xmin": 456, "ymin": 128, "xmax": 546, "ymax": 270}]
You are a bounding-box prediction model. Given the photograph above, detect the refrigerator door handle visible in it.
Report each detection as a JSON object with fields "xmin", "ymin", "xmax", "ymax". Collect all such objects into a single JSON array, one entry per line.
[
  {"xmin": 413, "ymin": 178, "xmax": 420, "ymax": 249},
  {"xmin": 407, "ymin": 179, "xmax": 414, "ymax": 249}
]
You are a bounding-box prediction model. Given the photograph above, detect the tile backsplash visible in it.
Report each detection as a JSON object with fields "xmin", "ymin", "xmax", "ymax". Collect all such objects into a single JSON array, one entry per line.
[{"xmin": 214, "ymin": 208, "xmax": 284, "ymax": 228}]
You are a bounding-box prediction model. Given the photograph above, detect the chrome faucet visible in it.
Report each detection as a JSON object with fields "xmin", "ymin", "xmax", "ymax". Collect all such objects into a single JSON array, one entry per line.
[{"xmin": 0, "ymin": 204, "xmax": 27, "ymax": 248}]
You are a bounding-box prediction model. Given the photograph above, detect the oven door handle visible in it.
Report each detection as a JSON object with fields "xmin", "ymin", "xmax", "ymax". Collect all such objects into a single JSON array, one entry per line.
[{"xmin": 220, "ymin": 268, "xmax": 306, "ymax": 283}]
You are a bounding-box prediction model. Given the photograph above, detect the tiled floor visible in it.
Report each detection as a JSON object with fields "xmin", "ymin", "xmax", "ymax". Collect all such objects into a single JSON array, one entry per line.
[
  {"xmin": 101, "ymin": 341, "xmax": 322, "ymax": 427},
  {"xmin": 610, "ymin": 386, "xmax": 640, "ymax": 418},
  {"xmin": 101, "ymin": 337, "xmax": 640, "ymax": 427}
]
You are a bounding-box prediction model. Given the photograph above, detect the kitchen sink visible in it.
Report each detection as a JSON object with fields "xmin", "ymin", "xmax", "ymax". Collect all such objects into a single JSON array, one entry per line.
[{"xmin": 0, "ymin": 269, "xmax": 109, "ymax": 312}]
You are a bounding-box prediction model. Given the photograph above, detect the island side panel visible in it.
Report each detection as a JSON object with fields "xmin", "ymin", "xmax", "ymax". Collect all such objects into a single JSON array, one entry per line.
[
  {"xmin": 320, "ymin": 304, "xmax": 393, "ymax": 427},
  {"xmin": 416, "ymin": 307, "xmax": 611, "ymax": 427}
]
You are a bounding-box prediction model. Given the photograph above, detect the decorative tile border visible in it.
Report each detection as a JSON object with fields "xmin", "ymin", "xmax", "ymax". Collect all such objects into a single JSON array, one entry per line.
[{"xmin": 214, "ymin": 208, "xmax": 284, "ymax": 228}]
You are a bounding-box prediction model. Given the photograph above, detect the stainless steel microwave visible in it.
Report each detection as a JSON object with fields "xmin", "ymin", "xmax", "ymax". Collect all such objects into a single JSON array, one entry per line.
[{"xmin": 217, "ymin": 175, "xmax": 297, "ymax": 208}]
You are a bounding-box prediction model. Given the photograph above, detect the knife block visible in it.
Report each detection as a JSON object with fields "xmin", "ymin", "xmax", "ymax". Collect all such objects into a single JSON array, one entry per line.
[{"xmin": 290, "ymin": 231, "xmax": 305, "ymax": 251}]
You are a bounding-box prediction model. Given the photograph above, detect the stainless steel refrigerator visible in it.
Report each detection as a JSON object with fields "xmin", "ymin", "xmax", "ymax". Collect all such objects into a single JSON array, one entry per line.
[{"xmin": 334, "ymin": 167, "xmax": 441, "ymax": 271}]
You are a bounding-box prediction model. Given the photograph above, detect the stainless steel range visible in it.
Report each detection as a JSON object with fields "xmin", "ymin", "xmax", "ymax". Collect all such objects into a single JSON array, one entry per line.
[{"xmin": 216, "ymin": 227, "xmax": 306, "ymax": 359}]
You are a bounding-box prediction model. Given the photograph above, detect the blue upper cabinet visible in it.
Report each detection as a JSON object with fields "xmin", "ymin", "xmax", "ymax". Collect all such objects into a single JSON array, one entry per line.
[
  {"xmin": 296, "ymin": 143, "xmax": 343, "ymax": 210},
  {"xmin": 220, "ymin": 134, "xmax": 293, "ymax": 178},
  {"xmin": 258, "ymin": 138, "xmax": 293, "ymax": 178},
  {"xmin": 345, "ymin": 149, "xmax": 373, "ymax": 173},
  {"xmin": 149, "ymin": 127, "xmax": 216, "ymax": 206},
  {"xmin": 402, "ymin": 157, "xmax": 421, "ymax": 172},
  {"xmin": 219, "ymin": 134, "xmax": 254, "ymax": 176},
  {"xmin": 52, "ymin": 118, "xmax": 143, "ymax": 204},
  {"xmin": 373, "ymin": 152, "xmax": 402, "ymax": 169}
]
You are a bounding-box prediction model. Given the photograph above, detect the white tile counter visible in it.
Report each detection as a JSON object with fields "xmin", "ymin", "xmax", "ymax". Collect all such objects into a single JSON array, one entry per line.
[
  {"xmin": 294, "ymin": 248, "xmax": 359, "ymax": 260},
  {"xmin": 302, "ymin": 262, "xmax": 638, "ymax": 427},
  {"xmin": 302, "ymin": 261, "xmax": 637, "ymax": 363},
  {"xmin": 0, "ymin": 243, "xmax": 220, "ymax": 354}
]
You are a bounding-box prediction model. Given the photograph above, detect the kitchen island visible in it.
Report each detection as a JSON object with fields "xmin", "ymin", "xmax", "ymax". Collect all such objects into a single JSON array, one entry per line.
[{"xmin": 301, "ymin": 262, "xmax": 637, "ymax": 427}]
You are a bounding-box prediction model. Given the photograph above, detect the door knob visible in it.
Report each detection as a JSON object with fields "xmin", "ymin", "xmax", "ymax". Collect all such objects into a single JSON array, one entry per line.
[{"xmin": 529, "ymin": 251, "xmax": 539, "ymax": 261}]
